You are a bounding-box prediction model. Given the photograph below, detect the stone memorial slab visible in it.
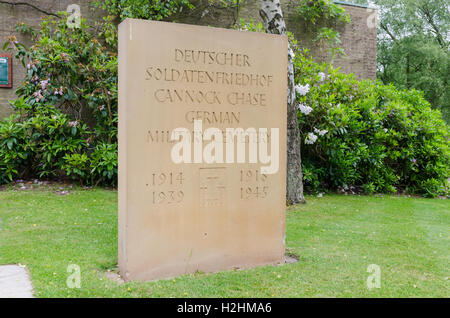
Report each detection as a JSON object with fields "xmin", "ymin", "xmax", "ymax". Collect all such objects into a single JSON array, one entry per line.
[{"xmin": 118, "ymin": 19, "xmax": 287, "ymax": 281}]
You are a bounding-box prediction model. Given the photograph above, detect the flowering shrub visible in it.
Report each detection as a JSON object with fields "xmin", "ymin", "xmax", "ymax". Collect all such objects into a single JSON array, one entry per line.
[
  {"xmin": 0, "ymin": 14, "xmax": 118, "ymax": 185},
  {"xmin": 0, "ymin": 98, "xmax": 91, "ymax": 184},
  {"xmin": 294, "ymin": 47, "xmax": 449, "ymax": 197},
  {"xmin": 237, "ymin": 22, "xmax": 448, "ymax": 197}
]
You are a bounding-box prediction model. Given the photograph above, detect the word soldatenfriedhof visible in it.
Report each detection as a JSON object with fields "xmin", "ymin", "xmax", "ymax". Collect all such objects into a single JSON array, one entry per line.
[{"xmin": 118, "ymin": 19, "xmax": 287, "ymax": 281}]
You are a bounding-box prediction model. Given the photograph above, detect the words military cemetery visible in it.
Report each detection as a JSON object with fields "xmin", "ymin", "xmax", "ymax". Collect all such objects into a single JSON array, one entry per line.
[{"xmin": 118, "ymin": 19, "xmax": 287, "ymax": 281}]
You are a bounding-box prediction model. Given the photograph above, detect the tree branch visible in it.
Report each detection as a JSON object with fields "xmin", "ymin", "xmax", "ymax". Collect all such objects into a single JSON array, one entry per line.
[
  {"xmin": 0, "ymin": 1, "xmax": 59, "ymax": 18},
  {"xmin": 380, "ymin": 22, "xmax": 397, "ymax": 42},
  {"xmin": 419, "ymin": 3, "xmax": 446, "ymax": 49}
]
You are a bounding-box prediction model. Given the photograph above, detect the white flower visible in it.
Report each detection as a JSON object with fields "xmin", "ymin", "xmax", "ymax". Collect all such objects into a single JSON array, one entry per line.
[
  {"xmin": 318, "ymin": 72, "xmax": 326, "ymax": 82},
  {"xmin": 298, "ymin": 103, "xmax": 313, "ymax": 115},
  {"xmin": 295, "ymin": 83, "xmax": 310, "ymax": 96},
  {"xmin": 305, "ymin": 132, "xmax": 318, "ymax": 145},
  {"xmin": 68, "ymin": 121, "xmax": 78, "ymax": 128},
  {"xmin": 314, "ymin": 127, "xmax": 328, "ymax": 136}
]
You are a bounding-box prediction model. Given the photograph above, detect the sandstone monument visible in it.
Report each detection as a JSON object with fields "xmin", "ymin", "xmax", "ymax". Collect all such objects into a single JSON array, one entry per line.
[{"xmin": 118, "ymin": 19, "xmax": 287, "ymax": 281}]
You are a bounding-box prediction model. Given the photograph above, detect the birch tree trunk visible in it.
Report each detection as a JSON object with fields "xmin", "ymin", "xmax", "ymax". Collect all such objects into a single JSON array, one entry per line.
[{"xmin": 260, "ymin": 0, "xmax": 305, "ymax": 204}]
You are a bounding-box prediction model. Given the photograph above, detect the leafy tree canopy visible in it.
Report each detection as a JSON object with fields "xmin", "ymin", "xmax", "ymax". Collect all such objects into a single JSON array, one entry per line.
[{"xmin": 374, "ymin": 0, "xmax": 449, "ymax": 121}]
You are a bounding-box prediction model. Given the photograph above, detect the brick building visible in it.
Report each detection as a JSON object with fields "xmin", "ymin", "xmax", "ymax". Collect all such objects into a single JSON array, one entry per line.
[{"xmin": 0, "ymin": 0, "xmax": 377, "ymax": 119}]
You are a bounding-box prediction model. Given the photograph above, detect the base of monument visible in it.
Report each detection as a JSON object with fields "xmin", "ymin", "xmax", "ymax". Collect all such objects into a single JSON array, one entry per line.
[{"xmin": 115, "ymin": 256, "xmax": 298, "ymax": 283}]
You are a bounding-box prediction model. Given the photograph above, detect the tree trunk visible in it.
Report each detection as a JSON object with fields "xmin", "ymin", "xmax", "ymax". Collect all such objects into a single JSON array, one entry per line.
[
  {"xmin": 406, "ymin": 53, "xmax": 411, "ymax": 89},
  {"xmin": 260, "ymin": 0, "xmax": 305, "ymax": 204}
]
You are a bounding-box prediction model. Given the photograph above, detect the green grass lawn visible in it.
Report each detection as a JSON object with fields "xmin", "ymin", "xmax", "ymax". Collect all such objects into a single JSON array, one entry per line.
[{"xmin": 0, "ymin": 186, "xmax": 448, "ymax": 297}]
